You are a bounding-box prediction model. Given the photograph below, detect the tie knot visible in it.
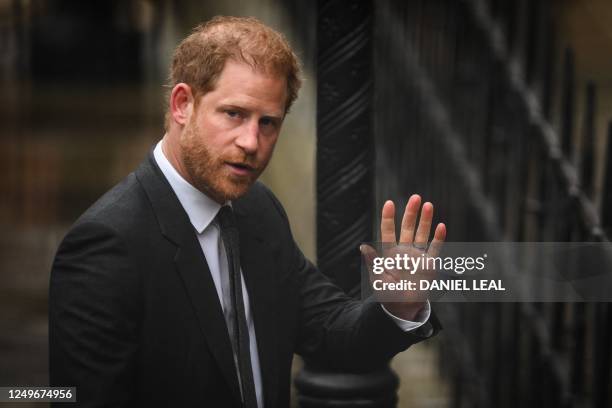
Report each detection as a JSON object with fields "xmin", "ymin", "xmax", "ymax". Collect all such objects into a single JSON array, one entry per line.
[{"xmin": 216, "ymin": 205, "xmax": 236, "ymax": 231}]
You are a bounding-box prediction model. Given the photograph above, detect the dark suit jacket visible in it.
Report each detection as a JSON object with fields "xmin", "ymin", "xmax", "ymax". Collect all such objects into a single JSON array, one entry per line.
[{"xmin": 49, "ymin": 151, "xmax": 440, "ymax": 407}]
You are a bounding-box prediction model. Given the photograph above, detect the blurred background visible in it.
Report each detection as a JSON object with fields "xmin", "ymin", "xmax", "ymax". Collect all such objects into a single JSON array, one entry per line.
[{"xmin": 1, "ymin": 0, "xmax": 611, "ymax": 407}]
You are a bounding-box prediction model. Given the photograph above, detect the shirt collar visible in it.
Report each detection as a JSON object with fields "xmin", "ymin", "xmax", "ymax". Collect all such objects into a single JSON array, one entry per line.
[{"xmin": 153, "ymin": 139, "xmax": 223, "ymax": 234}]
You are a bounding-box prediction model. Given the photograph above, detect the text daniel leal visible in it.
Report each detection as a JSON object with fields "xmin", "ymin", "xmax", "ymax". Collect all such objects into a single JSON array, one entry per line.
[{"xmin": 372, "ymin": 279, "xmax": 506, "ymax": 291}]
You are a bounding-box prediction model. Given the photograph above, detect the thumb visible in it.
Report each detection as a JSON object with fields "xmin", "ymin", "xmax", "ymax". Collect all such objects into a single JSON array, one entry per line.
[{"xmin": 359, "ymin": 243, "xmax": 378, "ymax": 270}]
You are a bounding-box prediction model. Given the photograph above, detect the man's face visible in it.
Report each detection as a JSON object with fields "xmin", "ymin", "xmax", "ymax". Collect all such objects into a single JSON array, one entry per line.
[{"xmin": 179, "ymin": 60, "xmax": 287, "ymax": 203}]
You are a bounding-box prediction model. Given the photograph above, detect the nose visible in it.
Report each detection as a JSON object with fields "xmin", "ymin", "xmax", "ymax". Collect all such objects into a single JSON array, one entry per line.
[{"xmin": 235, "ymin": 120, "xmax": 259, "ymax": 154}]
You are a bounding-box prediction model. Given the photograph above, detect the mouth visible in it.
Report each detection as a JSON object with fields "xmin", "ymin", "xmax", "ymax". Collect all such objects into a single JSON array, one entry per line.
[{"xmin": 225, "ymin": 162, "xmax": 255, "ymax": 176}]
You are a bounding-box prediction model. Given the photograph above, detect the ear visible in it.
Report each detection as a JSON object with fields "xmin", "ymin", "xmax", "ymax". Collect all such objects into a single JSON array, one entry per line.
[{"xmin": 170, "ymin": 83, "xmax": 195, "ymax": 126}]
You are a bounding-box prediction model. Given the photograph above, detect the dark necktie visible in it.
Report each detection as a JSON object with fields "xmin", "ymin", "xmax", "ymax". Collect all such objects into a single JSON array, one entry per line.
[{"xmin": 216, "ymin": 206, "xmax": 258, "ymax": 408}]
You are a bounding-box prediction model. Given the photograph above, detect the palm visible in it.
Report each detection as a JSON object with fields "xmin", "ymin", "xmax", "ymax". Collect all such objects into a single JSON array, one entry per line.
[{"xmin": 362, "ymin": 194, "xmax": 446, "ymax": 320}]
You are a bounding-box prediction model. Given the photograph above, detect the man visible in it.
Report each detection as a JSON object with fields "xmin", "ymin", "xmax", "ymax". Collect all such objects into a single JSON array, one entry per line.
[{"xmin": 49, "ymin": 16, "xmax": 446, "ymax": 407}]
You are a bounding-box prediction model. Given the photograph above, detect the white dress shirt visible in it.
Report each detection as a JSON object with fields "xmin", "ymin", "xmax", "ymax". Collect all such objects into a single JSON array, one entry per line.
[{"xmin": 153, "ymin": 140, "xmax": 430, "ymax": 407}]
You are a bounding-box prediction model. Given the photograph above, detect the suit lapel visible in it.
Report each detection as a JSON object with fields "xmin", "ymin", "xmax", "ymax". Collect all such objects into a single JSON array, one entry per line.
[
  {"xmin": 136, "ymin": 153, "xmax": 242, "ymax": 405},
  {"xmin": 235, "ymin": 205, "xmax": 280, "ymax": 408},
  {"xmin": 173, "ymin": 239, "xmax": 243, "ymax": 404}
]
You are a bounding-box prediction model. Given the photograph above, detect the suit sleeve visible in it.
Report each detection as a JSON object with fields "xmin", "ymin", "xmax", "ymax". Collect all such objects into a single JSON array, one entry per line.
[
  {"xmin": 49, "ymin": 221, "xmax": 140, "ymax": 407},
  {"xmin": 261, "ymin": 187, "xmax": 440, "ymax": 372},
  {"xmin": 292, "ymin": 246, "xmax": 440, "ymax": 371}
]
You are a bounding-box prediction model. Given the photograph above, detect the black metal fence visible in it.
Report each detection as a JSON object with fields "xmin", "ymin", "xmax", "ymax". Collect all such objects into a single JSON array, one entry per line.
[{"xmin": 373, "ymin": 0, "xmax": 612, "ymax": 406}]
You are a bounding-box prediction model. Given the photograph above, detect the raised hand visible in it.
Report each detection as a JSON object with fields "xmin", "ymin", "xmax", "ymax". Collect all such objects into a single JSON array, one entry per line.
[{"xmin": 361, "ymin": 194, "xmax": 446, "ymax": 320}]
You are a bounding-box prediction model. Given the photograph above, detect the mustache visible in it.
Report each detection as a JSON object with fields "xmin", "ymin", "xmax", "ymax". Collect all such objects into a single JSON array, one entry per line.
[{"xmin": 224, "ymin": 155, "xmax": 259, "ymax": 171}]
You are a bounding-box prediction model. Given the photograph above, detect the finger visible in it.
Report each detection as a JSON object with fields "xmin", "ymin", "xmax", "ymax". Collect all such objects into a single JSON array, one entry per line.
[
  {"xmin": 414, "ymin": 202, "xmax": 433, "ymax": 246},
  {"xmin": 399, "ymin": 194, "xmax": 421, "ymax": 244},
  {"xmin": 360, "ymin": 244, "xmax": 381, "ymax": 284},
  {"xmin": 380, "ymin": 200, "xmax": 396, "ymax": 243},
  {"xmin": 427, "ymin": 223, "xmax": 447, "ymax": 258},
  {"xmin": 359, "ymin": 244, "xmax": 378, "ymax": 269}
]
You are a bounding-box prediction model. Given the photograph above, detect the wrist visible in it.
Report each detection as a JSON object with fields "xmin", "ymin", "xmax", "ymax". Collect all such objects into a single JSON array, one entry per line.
[{"xmin": 383, "ymin": 301, "xmax": 425, "ymax": 321}]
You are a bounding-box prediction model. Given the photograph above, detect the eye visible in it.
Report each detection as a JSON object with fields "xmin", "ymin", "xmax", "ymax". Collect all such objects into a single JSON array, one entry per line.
[
  {"xmin": 260, "ymin": 117, "xmax": 276, "ymax": 127},
  {"xmin": 226, "ymin": 110, "xmax": 240, "ymax": 118}
]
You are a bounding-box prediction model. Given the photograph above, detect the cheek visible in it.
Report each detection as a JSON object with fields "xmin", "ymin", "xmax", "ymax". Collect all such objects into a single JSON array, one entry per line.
[
  {"xmin": 194, "ymin": 122, "xmax": 228, "ymax": 150},
  {"xmin": 263, "ymin": 136, "xmax": 279, "ymax": 155},
  {"xmin": 255, "ymin": 140, "xmax": 275, "ymax": 162}
]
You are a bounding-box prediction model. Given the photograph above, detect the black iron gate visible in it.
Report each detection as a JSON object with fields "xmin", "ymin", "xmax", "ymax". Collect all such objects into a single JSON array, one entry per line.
[{"xmin": 310, "ymin": 0, "xmax": 612, "ymax": 406}]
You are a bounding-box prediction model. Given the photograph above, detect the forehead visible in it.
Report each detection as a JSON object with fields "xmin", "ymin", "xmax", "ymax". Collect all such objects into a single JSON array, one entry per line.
[{"xmin": 201, "ymin": 60, "xmax": 287, "ymax": 114}]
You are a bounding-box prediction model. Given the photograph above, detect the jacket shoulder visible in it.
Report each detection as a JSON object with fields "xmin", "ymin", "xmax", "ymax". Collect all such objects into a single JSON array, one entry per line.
[
  {"xmin": 70, "ymin": 171, "xmax": 152, "ymax": 237},
  {"xmin": 236, "ymin": 181, "xmax": 288, "ymax": 219}
]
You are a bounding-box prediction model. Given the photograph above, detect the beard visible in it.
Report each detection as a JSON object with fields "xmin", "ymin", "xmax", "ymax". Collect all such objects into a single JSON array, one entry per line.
[{"xmin": 179, "ymin": 118, "xmax": 264, "ymax": 203}]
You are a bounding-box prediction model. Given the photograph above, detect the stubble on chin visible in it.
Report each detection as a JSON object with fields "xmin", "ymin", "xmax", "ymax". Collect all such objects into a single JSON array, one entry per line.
[{"xmin": 180, "ymin": 123, "xmax": 256, "ymax": 203}]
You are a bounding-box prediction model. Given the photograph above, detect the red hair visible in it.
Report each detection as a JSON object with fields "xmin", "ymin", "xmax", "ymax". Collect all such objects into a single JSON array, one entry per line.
[{"xmin": 165, "ymin": 16, "xmax": 302, "ymax": 129}]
